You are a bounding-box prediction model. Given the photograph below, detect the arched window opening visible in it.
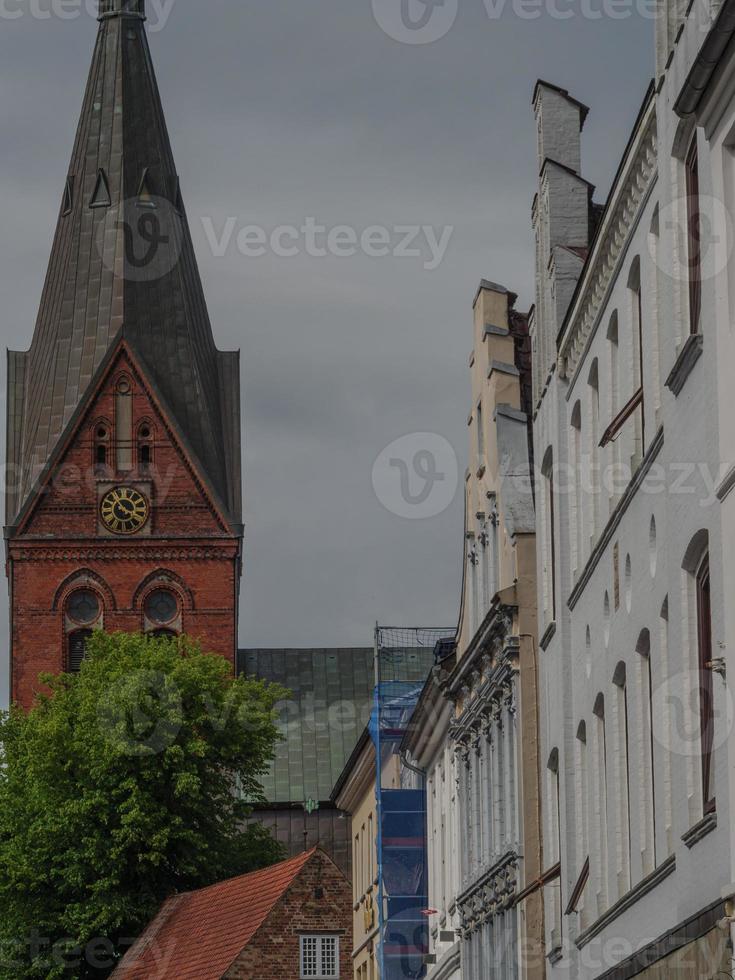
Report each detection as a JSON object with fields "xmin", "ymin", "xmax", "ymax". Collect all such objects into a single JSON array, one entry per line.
[
  {"xmin": 138, "ymin": 422, "xmax": 154, "ymax": 474},
  {"xmin": 682, "ymin": 532, "xmax": 715, "ymax": 814},
  {"xmin": 696, "ymin": 553, "xmax": 714, "ymax": 811},
  {"xmin": 545, "ymin": 749, "xmax": 562, "ymax": 956},
  {"xmin": 592, "ymin": 694, "xmax": 609, "ymax": 914},
  {"xmin": 612, "ymin": 662, "xmax": 631, "ymax": 896},
  {"xmin": 68, "ymin": 629, "xmax": 93, "ymax": 673},
  {"xmin": 115, "ymin": 375, "xmax": 133, "ymax": 472},
  {"xmin": 600, "ymin": 263, "xmax": 645, "ymax": 469},
  {"xmin": 145, "ymin": 588, "xmax": 178, "ymax": 627},
  {"xmin": 659, "ymin": 598, "xmax": 674, "ymax": 853},
  {"xmin": 66, "ymin": 589, "xmax": 101, "ymax": 627},
  {"xmin": 94, "ymin": 423, "xmax": 110, "ymax": 474},
  {"xmin": 569, "ymin": 721, "xmax": 591, "ymax": 926},
  {"xmin": 587, "ymin": 361, "xmax": 601, "ymax": 541},
  {"xmin": 571, "ymin": 402, "xmax": 583, "ymax": 576},
  {"xmin": 636, "ymin": 629, "xmax": 656, "ymax": 873},
  {"xmin": 685, "ymin": 135, "xmax": 701, "ymax": 334},
  {"xmin": 541, "ymin": 448, "xmax": 556, "ymax": 623}
]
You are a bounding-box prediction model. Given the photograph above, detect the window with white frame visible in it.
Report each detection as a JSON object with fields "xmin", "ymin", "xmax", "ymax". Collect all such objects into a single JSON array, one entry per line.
[{"xmin": 300, "ymin": 935, "xmax": 340, "ymax": 978}]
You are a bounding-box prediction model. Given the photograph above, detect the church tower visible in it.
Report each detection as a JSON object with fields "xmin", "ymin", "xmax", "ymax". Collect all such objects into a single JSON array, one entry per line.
[{"xmin": 5, "ymin": 0, "xmax": 243, "ymax": 709}]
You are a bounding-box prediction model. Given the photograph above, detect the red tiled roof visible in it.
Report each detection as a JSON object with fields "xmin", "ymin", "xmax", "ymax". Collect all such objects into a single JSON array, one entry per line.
[{"xmin": 114, "ymin": 848, "xmax": 318, "ymax": 980}]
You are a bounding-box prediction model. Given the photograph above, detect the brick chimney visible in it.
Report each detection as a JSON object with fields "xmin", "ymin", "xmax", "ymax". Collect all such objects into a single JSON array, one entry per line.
[{"xmin": 531, "ymin": 81, "xmax": 592, "ymax": 405}]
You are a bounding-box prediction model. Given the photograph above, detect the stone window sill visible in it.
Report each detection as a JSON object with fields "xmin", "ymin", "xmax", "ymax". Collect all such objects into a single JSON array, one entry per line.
[
  {"xmin": 546, "ymin": 944, "xmax": 563, "ymax": 965},
  {"xmin": 575, "ymin": 854, "xmax": 676, "ymax": 949},
  {"xmin": 665, "ymin": 333, "xmax": 703, "ymax": 396},
  {"xmin": 681, "ymin": 810, "xmax": 717, "ymax": 849},
  {"xmin": 540, "ymin": 621, "xmax": 557, "ymax": 651}
]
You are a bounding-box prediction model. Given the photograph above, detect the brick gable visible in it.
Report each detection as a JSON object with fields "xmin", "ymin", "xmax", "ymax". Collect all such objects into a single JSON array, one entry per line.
[
  {"xmin": 8, "ymin": 341, "xmax": 240, "ymax": 709},
  {"xmin": 114, "ymin": 848, "xmax": 353, "ymax": 980}
]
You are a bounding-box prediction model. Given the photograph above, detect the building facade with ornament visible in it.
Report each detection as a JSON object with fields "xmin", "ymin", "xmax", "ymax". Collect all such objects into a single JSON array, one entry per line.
[
  {"xmin": 4, "ymin": 0, "xmax": 242, "ymax": 710},
  {"xmin": 398, "ymin": 280, "xmax": 543, "ymax": 980},
  {"xmin": 530, "ymin": 0, "xmax": 735, "ymax": 974}
]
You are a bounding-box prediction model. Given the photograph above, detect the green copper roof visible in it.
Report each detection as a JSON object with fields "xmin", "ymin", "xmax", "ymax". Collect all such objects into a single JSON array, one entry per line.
[{"xmin": 238, "ymin": 648, "xmax": 434, "ymax": 804}]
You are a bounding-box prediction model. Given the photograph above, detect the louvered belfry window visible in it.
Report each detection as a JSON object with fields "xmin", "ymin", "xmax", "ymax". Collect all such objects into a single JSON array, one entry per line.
[
  {"xmin": 300, "ymin": 935, "xmax": 339, "ymax": 978},
  {"xmin": 68, "ymin": 630, "xmax": 93, "ymax": 673}
]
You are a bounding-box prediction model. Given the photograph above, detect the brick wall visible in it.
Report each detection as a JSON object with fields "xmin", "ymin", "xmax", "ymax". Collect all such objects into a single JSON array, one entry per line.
[
  {"xmin": 8, "ymin": 346, "xmax": 239, "ymax": 709},
  {"xmin": 226, "ymin": 850, "xmax": 353, "ymax": 979}
]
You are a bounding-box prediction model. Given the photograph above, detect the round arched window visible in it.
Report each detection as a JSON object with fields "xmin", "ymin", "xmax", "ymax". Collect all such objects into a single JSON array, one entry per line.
[
  {"xmin": 67, "ymin": 590, "xmax": 101, "ymax": 626},
  {"xmin": 145, "ymin": 589, "xmax": 178, "ymax": 625}
]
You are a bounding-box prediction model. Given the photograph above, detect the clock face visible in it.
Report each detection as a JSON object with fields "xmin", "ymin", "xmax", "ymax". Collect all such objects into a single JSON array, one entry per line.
[{"xmin": 100, "ymin": 486, "xmax": 149, "ymax": 535}]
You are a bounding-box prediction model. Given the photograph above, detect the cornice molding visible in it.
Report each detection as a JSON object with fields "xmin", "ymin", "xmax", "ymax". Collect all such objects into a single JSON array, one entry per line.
[
  {"xmin": 10, "ymin": 545, "xmax": 237, "ymax": 562},
  {"xmin": 559, "ymin": 99, "xmax": 658, "ymax": 385}
]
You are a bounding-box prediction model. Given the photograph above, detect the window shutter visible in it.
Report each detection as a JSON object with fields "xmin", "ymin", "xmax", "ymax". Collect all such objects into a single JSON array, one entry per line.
[{"xmin": 68, "ymin": 630, "xmax": 92, "ymax": 673}]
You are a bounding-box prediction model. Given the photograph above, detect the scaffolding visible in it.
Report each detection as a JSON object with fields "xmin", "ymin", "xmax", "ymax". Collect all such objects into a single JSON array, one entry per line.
[{"xmin": 371, "ymin": 626, "xmax": 455, "ymax": 980}]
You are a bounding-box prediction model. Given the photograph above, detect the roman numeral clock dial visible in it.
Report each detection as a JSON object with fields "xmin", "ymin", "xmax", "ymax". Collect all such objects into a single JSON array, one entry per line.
[{"xmin": 100, "ymin": 486, "xmax": 150, "ymax": 535}]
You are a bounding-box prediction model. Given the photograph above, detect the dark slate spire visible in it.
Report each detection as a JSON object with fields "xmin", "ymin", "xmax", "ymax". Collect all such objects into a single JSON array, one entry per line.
[{"xmin": 6, "ymin": 2, "xmax": 241, "ymax": 528}]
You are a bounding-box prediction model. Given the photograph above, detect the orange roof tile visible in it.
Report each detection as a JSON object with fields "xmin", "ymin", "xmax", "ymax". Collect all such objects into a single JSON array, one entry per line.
[{"xmin": 114, "ymin": 848, "xmax": 318, "ymax": 980}]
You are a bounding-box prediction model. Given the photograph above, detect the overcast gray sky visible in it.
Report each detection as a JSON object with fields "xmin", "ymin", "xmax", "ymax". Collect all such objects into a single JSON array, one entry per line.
[{"xmin": 0, "ymin": 0, "xmax": 653, "ymax": 708}]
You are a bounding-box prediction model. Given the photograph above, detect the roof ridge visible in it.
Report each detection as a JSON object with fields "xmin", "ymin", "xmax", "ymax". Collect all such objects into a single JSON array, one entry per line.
[{"xmin": 183, "ymin": 847, "xmax": 318, "ymax": 899}]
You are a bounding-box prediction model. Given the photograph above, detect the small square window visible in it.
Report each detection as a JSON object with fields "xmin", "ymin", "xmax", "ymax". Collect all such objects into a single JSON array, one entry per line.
[{"xmin": 300, "ymin": 935, "xmax": 339, "ymax": 979}]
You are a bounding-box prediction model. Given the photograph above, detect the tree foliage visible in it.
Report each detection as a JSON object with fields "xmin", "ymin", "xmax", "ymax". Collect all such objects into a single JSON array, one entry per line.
[{"xmin": 0, "ymin": 632, "xmax": 287, "ymax": 978}]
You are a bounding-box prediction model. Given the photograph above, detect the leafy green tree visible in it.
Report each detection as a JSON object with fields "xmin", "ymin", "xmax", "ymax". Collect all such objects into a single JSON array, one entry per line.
[{"xmin": 0, "ymin": 632, "xmax": 287, "ymax": 979}]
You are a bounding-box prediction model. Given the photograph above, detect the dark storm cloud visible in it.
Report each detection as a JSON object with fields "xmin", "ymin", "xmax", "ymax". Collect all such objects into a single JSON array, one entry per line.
[{"xmin": 0, "ymin": 0, "xmax": 652, "ymax": 706}]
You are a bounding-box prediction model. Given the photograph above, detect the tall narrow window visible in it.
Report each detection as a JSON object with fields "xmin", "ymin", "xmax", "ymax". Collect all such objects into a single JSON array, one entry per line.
[
  {"xmin": 476, "ymin": 401, "xmax": 485, "ymax": 462},
  {"xmin": 648, "ymin": 206, "xmax": 662, "ymax": 425},
  {"xmin": 630, "ymin": 260, "xmax": 645, "ymax": 458},
  {"xmin": 138, "ymin": 422, "xmax": 153, "ymax": 474},
  {"xmin": 600, "ymin": 273, "xmax": 645, "ymax": 472},
  {"xmin": 588, "ymin": 361, "xmax": 600, "ymax": 542},
  {"xmin": 573, "ymin": 721, "xmax": 590, "ymax": 925},
  {"xmin": 115, "ymin": 376, "xmax": 133, "ymax": 472},
  {"xmin": 571, "ymin": 402, "xmax": 583, "ymax": 576},
  {"xmin": 592, "ymin": 694, "xmax": 609, "ymax": 914},
  {"xmin": 542, "ymin": 448, "xmax": 556, "ymax": 623},
  {"xmin": 67, "ymin": 629, "xmax": 93, "ymax": 673},
  {"xmin": 637, "ymin": 630, "xmax": 656, "ymax": 874},
  {"xmin": 660, "ymin": 599, "xmax": 674, "ymax": 853},
  {"xmin": 368, "ymin": 813, "xmax": 374, "ymax": 886},
  {"xmin": 93, "ymin": 423, "xmax": 110, "ymax": 473},
  {"xmin": 606, "ymin": 314, "xmax": 622, "ymax": 507},
  {"xmin": 697, "ymin": 554, "xmax": 714, "ymax": 810},
  {"xmin": 545, "ymin": 749, "xmax": 562, "ymax": 956},
  {"xmin": 613, "ymin": 663, "xmax": 631, "ymax": 897},
  {"xmin": 685, "ymin": 136, "xmax": 701, "ymax": 334}
]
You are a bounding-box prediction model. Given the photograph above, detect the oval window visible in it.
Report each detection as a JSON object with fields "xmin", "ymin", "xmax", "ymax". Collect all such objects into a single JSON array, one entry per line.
[
  {"xmin": 145, "ymin": 589, "xmax": 178, "ymax": 625},
  {"xmin": 67, "ymin": 590, "xmax": 100, "ymax": 625}
]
